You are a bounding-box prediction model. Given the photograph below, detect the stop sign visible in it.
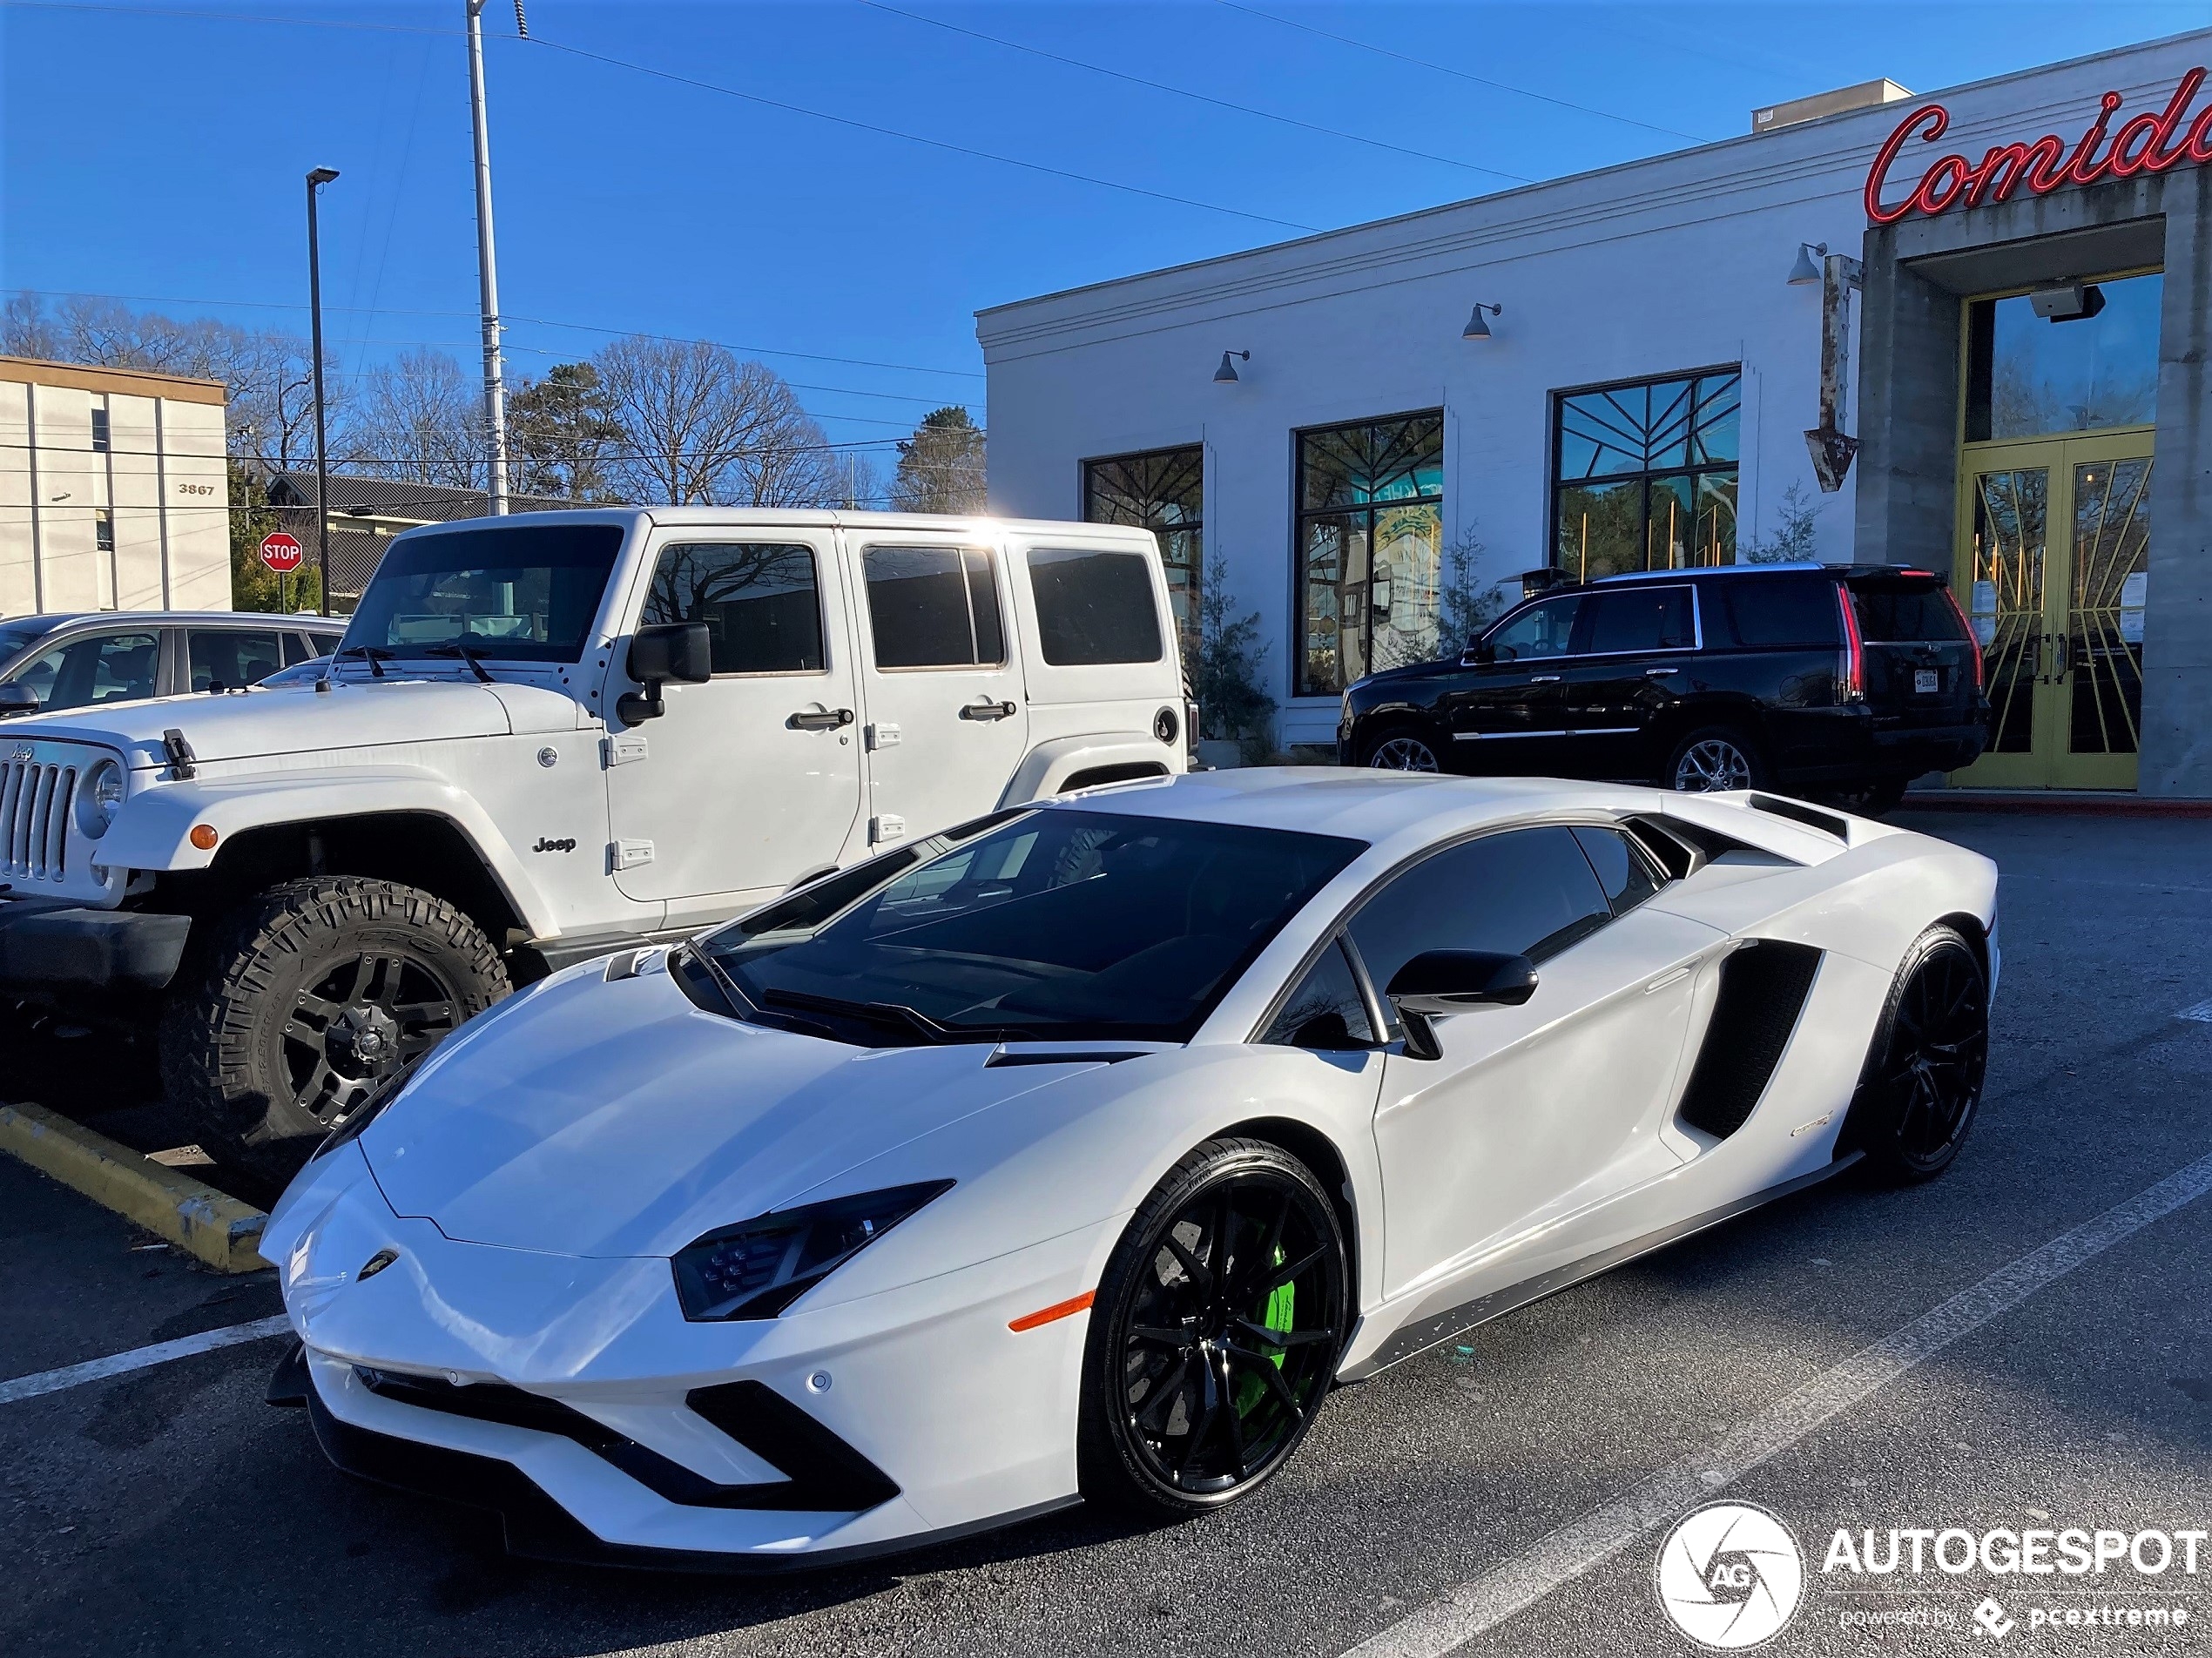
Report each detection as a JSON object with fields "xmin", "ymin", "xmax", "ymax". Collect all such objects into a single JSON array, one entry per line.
[{"xmin": 259, "ymin": 531, "xmax": 304, "ymax": 574}]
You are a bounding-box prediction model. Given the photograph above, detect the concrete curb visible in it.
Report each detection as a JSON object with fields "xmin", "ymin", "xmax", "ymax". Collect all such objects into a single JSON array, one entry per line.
[
  {"xmin": 0, "ymin": 1102, "xmax": 270, "ymax": 1273},
  {"xmin": 1900, "ymin": 791, "xmax": 2212, "ymax": 818}
]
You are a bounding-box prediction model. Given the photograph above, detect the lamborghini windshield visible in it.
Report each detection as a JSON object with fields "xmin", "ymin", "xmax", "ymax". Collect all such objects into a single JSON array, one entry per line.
[{"xmin": 691, "ymin": 808, "xmax": 1364, "ymax": 1045}]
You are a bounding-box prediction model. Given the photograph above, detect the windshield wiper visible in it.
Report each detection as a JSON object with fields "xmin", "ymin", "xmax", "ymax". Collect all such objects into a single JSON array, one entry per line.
[
  {"xmin": 334, "ymin": 644, "xmax": 392, "ymax": 679},
  {"xmin": 422, "ymin": 642, "xmax": 496, "ymax": 684}
]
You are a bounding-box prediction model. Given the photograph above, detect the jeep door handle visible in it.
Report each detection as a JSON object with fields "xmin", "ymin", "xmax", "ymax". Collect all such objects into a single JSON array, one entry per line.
[
  {"xmin": 960, "ymin": 698, "xmax": 1019, "ymax": 721},
  {"xmin": 787, "ymin": 706, "xmax": 854, "ymax": 731}
]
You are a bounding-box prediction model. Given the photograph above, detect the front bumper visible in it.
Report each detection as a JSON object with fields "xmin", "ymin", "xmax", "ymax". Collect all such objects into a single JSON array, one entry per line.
[
  {"xmin": 0, "ymin": 901, "xmax": 190, "ymax": 993},
  {"xmin": 264, "ymin": 1142, "xmax": 1109, "ymax": 1567}
]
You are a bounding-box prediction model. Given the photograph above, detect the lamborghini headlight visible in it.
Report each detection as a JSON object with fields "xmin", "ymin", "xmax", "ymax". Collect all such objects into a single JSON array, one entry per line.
[{"xmin": 671, "ymin": 1180, "xmax": 954, "ymax": 1321}]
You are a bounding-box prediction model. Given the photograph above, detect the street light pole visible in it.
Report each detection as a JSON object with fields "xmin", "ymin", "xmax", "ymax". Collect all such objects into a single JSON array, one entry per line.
[
  {"xmin": 465, "ymin": 0, "xmax": 509, "ymax": 515},
  {"xmin": 305, "ymin": 165, "xmax": 340, "ymax": 616}
]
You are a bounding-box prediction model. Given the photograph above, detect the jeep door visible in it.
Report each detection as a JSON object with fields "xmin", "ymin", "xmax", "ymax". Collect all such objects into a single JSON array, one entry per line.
[
  {"xmin": 846, "ymin": 532, "xmax": 1030, "ymax": 846},
  {"xmin": 606, "ymin": 531, "xmax": 863, "ymax": 919}
]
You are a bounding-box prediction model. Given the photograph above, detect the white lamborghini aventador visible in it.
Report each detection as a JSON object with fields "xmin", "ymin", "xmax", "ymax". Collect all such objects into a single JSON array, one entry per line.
[{"xmin": 262, "ymin": 770, "xmax": 1997, "ymax": 1570}]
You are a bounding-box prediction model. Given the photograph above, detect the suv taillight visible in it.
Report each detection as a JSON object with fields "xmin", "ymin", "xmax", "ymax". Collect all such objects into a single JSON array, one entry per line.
[
  {"xmin": 1940, "ymin": 586, "xmax": 1986, "ymax": 692},
  {"xmin": 1837, "ymin": 584, "xmax": 1866, "ymax": 703}
]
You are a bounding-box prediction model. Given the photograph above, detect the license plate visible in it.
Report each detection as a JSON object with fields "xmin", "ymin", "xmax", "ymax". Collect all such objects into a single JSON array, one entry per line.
[{"xmin": 1914, "ymin": 668, "xmax": 1939, "ymax": 694}]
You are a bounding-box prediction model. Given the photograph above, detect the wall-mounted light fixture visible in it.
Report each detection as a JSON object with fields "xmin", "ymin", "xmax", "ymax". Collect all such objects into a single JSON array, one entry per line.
[
  {"xmin": 1213, "ymin": 349, "xmax": 1251, "ymax": 383},
  {"xmin": 1462, "ymin": 303, "xmax": 1502, "ymax": 340},
  {"xmin": 1787, "ymin": 242, "xmax": 1828, "ymax": 285}
]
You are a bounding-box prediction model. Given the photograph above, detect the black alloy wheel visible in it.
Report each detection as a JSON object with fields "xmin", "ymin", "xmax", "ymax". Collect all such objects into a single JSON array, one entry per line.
[
  {"xmin": 286, "ymin": 948, "xmax": 466, "ymax": 1122},
  {"xmin": 1844, "ymin": 924, "xmax": 1989, "ymax": 1183},
  {"xmin": 1080, "ymin": 1138, "xmax": 1349, "ymax": 1517},
  {"xmin": 1365, "ymin": 731, "xmax": 1441, "ymax": 773}
]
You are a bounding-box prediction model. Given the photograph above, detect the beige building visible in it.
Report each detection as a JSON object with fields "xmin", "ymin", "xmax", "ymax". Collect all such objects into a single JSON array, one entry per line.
[{"xmin": 0, "ymin": 356, "xmax": 232, "ymax": 617}]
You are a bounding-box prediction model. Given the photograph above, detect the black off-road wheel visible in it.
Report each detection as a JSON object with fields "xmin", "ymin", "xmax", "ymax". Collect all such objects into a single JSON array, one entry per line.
[
  {"xmin": 160, "ymin": 877, "xmax": 509, "ymax": 1183},
  {"xmin": 1840, "ymin": 923, "xmax": 1989, "ymax": 1183},
  {"xmin": 1078, "ymin": 1137, "xmax": 1349, "ymax": 1520}
]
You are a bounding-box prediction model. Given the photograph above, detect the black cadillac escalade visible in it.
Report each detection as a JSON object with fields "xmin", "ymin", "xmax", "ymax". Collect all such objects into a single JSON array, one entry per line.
[{"xmin": 1337, "ymin": 563, "xmax": 1989, "ymax": 812}]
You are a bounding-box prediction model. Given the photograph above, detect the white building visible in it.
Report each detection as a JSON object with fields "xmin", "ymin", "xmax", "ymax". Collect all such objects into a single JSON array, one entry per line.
[
  {"xmin": 0, "ymin": 355, "xmax": 232, "ymax": 617},
  {"xmin": 981, "ymin": 30, "xmax": 2212, "ymax": 797}
]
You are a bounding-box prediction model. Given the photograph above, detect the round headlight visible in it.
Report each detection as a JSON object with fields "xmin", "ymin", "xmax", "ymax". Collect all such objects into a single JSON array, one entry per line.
[{"xmin": 77, "ymin": 760, "xmax": 125, "ymax": 839}]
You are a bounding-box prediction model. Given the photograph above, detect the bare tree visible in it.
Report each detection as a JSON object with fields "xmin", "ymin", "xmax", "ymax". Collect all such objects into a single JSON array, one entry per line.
[
  {"xmin": 351, "ymin": 347, "xmax": 482, "ymax": 488},
  {"xmin": 891, "ymin": 406, "xmax": 988, "ymax": 514},
  {"xmin": 594, "ymin": 335, "xmax": 841, "ymax": 508}
]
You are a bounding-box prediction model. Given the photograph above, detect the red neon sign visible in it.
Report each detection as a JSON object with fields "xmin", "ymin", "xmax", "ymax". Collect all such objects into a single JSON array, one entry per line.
[{"xmin": 1865, "ymin": 67, "xmax": 2212, "ymax": 224}]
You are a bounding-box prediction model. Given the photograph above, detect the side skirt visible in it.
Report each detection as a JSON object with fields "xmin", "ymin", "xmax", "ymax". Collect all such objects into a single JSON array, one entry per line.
[{"xmin": 1339, "ymin": 1155, "xmax": 1863, "ymax": 1380}]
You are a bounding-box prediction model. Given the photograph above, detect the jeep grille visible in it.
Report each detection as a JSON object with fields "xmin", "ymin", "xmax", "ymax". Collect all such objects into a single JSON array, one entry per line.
[{"xmin": 0, "ymin": 755, "xmax": 78, "ymax": 883}]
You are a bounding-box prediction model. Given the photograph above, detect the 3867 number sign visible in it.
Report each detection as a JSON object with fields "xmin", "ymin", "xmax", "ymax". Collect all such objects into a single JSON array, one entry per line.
[{"xmin": 258, "ymin": 531, "xmax": 304, "ymax": 574}]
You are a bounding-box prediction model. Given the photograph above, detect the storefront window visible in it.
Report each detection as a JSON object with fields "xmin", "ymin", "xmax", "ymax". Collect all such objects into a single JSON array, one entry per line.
[
  {"xmin": 1553, "ymin": 370, "xmax": 1739, "ymax": 580},
  {"xmin": 1082, "ymin": 446, "xmax": 1203, "ymax": 659},
  {"xmin": 1964, "ymin": 272, "xmax": 2161, "ymax": 442},
  {"xmin": 1296, "ymin": 413, "xmax": 1443, "ymax": 696}
]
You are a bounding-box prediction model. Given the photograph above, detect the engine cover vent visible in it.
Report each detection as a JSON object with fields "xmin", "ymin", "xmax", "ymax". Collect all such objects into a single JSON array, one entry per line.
[{"xmin": 1676, "ymin": 940, "xmax": 1823, "ymax": 1140}]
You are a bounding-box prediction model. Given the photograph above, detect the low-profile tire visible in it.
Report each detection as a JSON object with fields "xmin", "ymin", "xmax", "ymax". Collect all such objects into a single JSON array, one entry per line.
[
  {"xmin": 1665, "ymin": 725, "xmax": 1764, "ymax": 792},
  {"xmin": 1362, "ymin": 725, "xmax": 1443, "ymax": 773},
  {"xmin": 159, "ymin": 876, "xmax": 509, "ymax": 1182},
  {"xmin": 1078, "ymin": 1137, "xmax": 1349, "ymax": 1520},
  {"xmin": 1840, "ymin": 923, "xmax": 1989, "ymax": 1184}
]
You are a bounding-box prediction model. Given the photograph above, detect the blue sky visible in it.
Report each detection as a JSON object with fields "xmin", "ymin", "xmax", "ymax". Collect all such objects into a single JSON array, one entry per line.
[{"xmin": 4, "ymin": 0, "xmax": 2208, "ymax": 462}]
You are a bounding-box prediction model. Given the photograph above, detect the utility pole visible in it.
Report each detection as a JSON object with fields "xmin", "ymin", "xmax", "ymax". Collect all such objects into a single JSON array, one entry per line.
[
  {"xmin": 466, "ymin": 0, "xmax": 511, "ymax": 514},
  {"xmin": 305, "ymin": 166, "xmax": 340, "ymax": 615}
]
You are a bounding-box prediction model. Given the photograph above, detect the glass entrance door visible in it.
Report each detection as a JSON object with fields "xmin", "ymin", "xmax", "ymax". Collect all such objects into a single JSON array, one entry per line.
[{"xmin": 1952, "ymin": 432, "xmax": 2154, "ymax": 790}]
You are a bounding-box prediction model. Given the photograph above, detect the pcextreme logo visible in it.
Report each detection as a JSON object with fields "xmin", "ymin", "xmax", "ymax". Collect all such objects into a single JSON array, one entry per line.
[{"xmin": 1655, "ymin": 1502, "xmax": 1808, "ymax": 1649}]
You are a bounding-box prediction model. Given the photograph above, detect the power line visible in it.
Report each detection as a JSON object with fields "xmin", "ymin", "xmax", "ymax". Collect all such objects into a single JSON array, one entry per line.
[
  {"xmin": 855, "ymin": 0, "xmax": 1528, "ymax": 185},
  {"xmin": 516, "ymin": 31, "xmax": 1321, "ymax": 234},
  {"xmin": 1211, "ymin": 0, "xmax": 1710, "ymax": 145}
]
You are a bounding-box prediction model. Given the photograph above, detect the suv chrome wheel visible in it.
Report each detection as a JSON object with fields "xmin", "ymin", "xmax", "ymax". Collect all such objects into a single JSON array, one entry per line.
[
  {"xmin": 1368, "ymin": 734, "xmax": 1440, "ymax": 772},
  {"xmin": 1671, "ymin": 735, "xmax": 1754, "ymax": 792}
]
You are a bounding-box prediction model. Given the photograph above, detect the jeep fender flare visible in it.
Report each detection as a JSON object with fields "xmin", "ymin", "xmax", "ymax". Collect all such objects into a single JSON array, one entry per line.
[
  {"xmin": 996, "ymin": 733, "xmax": 1180, "ymax": 806},
  {"xmin": 96, "ymin": 766, "xmax": 557, "ymax": 938}
]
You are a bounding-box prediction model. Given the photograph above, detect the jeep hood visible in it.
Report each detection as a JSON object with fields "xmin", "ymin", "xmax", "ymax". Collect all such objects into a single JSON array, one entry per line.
[
  {"xmin": 359, "ymin": 959, "xmax": 1082, "ymax": 1258},
  {"xmin": 8, "ymin": 677, "xmax": 532, "ymax": 768}
]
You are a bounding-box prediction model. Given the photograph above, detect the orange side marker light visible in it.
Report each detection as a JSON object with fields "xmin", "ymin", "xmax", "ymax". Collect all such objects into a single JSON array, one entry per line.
[
  {"xmin": 1008, "ymin": 1290, "xmax": 1095, "ymax": 1332},
  {"xmin": 189, "ymin": 824, "xmax": 219, "ymax": 851}
]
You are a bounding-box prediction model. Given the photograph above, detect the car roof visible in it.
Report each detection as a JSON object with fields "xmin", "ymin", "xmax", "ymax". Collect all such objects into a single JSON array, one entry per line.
[
  {"xmin": 1586, "ymin": 562, "xmax": 1938, "ymax": 587},
  {"xmin": 389, "ymin": 505, "xmax": 1160, "ymax": 540},
  {"xmin": 2, "ymin": 610, "xmax": 342, "ymax": 629}
]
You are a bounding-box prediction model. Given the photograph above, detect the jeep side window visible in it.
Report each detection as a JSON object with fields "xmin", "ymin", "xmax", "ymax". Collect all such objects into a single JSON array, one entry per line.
[
  {"xmin": 1025, "ymin": 546, "xmax": 1163, "ymax": 666},
  {"xmin": 643, "ymin": 543, "xmax": 825, "ymax": 674},
  {"xmin": 863, "ymin": 545, "xmax": 1006, "ymax": 669}
]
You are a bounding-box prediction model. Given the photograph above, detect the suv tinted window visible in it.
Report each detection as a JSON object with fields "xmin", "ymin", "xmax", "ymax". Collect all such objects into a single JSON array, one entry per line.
[
  {"xmin": 1716, "ymin": 576, "xmax": 1840, "ymax": 649},
  {"xmin": 644, "ymin": 543, "xmax": 824, "ymax": 673},
  {"xmin": 14, "ymin": 630, "xmax": 159, "ymax": 711},
  {"xmin": 1584, "ymin": 585, "xmax": 1696, "ymax": 655},
  {"xmin": 1349, "ymin": 827, "xmax": 1613, "ymax": 1032},
  {"xmin": 864, "ymin": 545, "xmax": 1006, "ymax": 668},
  {"xmin": 1026, "ymin": 546, "xmax": 1163, "ymax": 665},
  {"xmin": 1851, "ymin": 580, "xmax": 1967, "ymax": 643},
  {"xmin": 1486, "ymin": 594, "xmax": 1582, "ymax": 662}
]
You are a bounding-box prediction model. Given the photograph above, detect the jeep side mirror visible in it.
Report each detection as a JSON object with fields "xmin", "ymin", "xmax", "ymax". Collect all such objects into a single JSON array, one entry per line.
[
  {"xmin": 617, "ymin": 623, "xmax": 712, "ymax": 723},
  {"xmin": 0, "ymin": 682, "xmax": 42, "ymax": 717}
]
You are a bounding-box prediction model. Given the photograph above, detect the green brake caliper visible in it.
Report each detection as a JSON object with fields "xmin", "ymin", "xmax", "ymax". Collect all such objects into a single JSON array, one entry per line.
[{"xmin": 1233, "ymin": 1247, "xmax": 1296, "ymax": 1417}]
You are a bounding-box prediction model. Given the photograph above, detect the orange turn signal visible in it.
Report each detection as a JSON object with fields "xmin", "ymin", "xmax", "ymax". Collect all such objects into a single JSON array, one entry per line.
[
  {"xmin": 189, "ymin": 824, "xmax": 219, "ymax": 851},
  {"xmin": 1008, "ymin": 1290, "xmax": 1095, "ymax": 1332}
]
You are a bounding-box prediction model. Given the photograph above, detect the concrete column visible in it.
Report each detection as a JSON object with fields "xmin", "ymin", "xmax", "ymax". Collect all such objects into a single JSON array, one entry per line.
[{"xmin": 1851, "ymin": 233, "xmax": 1961, "ymax": 574}]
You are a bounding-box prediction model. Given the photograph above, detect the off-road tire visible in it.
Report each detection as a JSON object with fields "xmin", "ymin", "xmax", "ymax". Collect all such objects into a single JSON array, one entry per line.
[{"xmin": 159, "ymin": 877, "xmax": 509, "ymax": 1183}]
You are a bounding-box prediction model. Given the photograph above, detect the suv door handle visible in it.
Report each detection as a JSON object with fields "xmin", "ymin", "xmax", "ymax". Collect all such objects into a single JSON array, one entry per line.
[
  {"xmin": 1644, "ymin": 665, "xmax": 1679, "ymax": 677},
  {"xmin": 787, "ymin": 706, "xmax": 854, "ymax": 731},
  {"xmin": 1529, "ymin": 674, "xmax": 1562, "ymax": 684},
  {"xmin": 960, "ymin": 698, "xmax": 1019, "ymax": 721}
]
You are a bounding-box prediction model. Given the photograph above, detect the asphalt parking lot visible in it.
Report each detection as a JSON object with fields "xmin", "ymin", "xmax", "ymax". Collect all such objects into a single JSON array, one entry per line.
[{"xmin": 5, "ymin": 808, "xmax": 2211, "ymax": 1658}]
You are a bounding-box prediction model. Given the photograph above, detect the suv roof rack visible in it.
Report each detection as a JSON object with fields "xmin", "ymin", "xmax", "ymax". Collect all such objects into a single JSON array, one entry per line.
[{"xmin": 1592, "ymin": 562, "xmax": 1829, "ymax": 584}]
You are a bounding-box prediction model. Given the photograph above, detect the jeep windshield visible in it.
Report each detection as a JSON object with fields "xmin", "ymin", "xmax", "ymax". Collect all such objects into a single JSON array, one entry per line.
[
  {"xmin": 341, "ymin": 522, "xmax": 624, "ymax": 664},
  {"xmin": 687, "ymin": 807, "xmax": 1364, "ymax": 1046}
]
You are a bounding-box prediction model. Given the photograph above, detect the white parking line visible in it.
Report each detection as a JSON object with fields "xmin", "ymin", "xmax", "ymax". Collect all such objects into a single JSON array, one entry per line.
[
  {"xmin": 2175, "ymin": 999, "xmax": 2212, "ymax": 1022},
  {"xmin": 0, "ymin": 1315, "xmax": 293, "ymax": 1406},
  {"xmin": 1343, "ymin": 1146, "xmax": 2212, "ymax": 1658}
]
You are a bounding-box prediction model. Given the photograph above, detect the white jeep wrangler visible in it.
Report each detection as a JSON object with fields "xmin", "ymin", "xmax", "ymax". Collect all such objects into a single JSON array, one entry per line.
[{"xmin": 0, "ymin": 509, "xmax": 1189, "ymax": 1176}]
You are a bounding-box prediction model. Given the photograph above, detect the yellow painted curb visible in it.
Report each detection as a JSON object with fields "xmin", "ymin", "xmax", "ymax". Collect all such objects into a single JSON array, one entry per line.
[{"xmin": 0, "ymin": 1102, "xmax": 269, "ymax": 1273}]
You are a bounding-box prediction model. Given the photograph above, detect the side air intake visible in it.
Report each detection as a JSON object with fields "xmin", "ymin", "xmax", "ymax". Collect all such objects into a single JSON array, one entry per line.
[{"xmin": 1676, "ymin": 940, "xmax": 1823, "ymax": 1139}]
